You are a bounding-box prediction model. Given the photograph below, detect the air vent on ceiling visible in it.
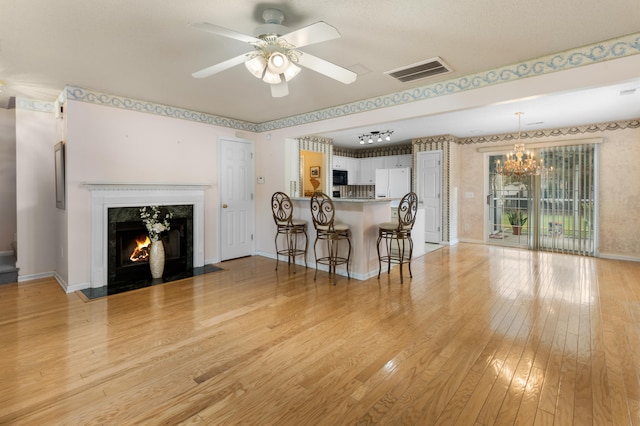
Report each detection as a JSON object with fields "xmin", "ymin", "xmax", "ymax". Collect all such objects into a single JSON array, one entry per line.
[
  {"xmin": 619, "ymin": 88, "xmax": 636, "ymax": 96},
  {"xmin": 385, "ymin": 57, "xmax": 452, "ymax": 83}
]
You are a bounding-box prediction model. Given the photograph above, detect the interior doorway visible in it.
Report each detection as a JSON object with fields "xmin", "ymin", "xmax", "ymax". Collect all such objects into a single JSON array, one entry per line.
[
  {"xmin": 417, "ymin": 151, "xmax": 442, "ymax": 243},
  {"xmin": 219, "ymin": 137, "xmax": 255, "ymax": 261}
]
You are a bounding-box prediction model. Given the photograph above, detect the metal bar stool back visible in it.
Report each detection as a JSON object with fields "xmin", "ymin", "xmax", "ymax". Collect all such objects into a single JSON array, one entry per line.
[
  {"xmin": 377, "ymin": 192, "xmax": 418, "ymax": 283},
  {"xmin": 309, "ymin": 192, "xmax": 351, "ymax": 284},
  {"xmin": 271, "ymin": 192, "xmax": 308, "ymax": 272}
]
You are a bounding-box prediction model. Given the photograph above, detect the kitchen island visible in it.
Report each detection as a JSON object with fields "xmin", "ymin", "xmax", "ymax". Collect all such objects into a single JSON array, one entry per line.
[{"xmin": 290, "ymin": 197, "xmax": 425, "ymax": 280}]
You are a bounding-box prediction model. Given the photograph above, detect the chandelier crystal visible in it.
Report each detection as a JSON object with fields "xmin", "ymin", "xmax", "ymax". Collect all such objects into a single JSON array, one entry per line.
[{"xmin": 495, "ymin": 112, "xmax": 549, "ymax": 177}]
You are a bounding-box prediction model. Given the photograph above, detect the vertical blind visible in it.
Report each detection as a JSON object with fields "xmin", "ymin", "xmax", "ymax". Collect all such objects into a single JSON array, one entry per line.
[{"xmin": 538, "ymin": 143, "xmax": 596, "ymax": 256}]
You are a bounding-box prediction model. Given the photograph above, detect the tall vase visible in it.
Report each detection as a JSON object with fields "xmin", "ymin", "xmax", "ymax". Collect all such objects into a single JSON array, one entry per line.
[{"xmin": 149, "ymin": 240, "xmax": 165, "ymax": 279}]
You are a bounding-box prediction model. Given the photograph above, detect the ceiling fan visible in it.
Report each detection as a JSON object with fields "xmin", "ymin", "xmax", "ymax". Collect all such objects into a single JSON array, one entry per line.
[{"xmin": 190, "ymin": 8, "xmax": 357, "ymax": 97}]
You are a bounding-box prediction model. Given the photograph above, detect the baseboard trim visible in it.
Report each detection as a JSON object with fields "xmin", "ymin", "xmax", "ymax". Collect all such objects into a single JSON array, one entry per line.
[
  {"xmin": 15, "ymin": 270, "xmax": 91, "ymax": 293},
  {"xmin": 18, "ymin": 271, "xmax": 54, "ymax": 282},
  {"xmin": 598, "ymin": 253, "xmax": 640, "ymax": 262},
  {"xmin": 457, "ymin": 238, "xmax": 485, "ymax": 244}
]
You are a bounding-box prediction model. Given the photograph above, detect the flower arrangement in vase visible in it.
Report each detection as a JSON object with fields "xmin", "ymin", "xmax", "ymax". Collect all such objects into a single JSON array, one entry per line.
[{"xmin": 140, "ymin": 205, "xmax": 173, "ymax": 278}]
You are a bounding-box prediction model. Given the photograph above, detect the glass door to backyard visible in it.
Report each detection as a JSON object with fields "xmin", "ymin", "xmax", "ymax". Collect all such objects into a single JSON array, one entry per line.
[
  {"xmin": 487, "ymin": 143, "xmax": 597, "ymax": 256},
  {"xmin": 488, "ymin": 155, "xmax": 532, "ymax": 249}
]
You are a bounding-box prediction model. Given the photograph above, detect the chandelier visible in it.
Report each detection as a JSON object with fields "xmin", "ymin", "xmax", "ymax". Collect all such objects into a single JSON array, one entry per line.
[
  {"xmin": 358, "ymin": 130, "xmax": 393, "ymax": 145},
  {"xmin": 495, "ymin": 112, "xmax": 548, "ymax": 177}
]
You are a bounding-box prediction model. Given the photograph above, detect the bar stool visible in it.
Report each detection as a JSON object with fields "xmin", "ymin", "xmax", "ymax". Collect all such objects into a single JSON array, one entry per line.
[
  {"xmin": 310, "ymin": 192, "xmax": 351, "ymax": 284},
  {"xmin": 377, "ymin": 192, "xmax": 418, "ymax": 284},
  {"xmin": 271, "ymin": 192, "xmax": 308, "ymax": 272}
]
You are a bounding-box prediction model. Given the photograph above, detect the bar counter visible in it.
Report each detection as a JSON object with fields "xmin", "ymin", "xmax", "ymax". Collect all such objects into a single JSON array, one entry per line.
[{"xmin": 290, "ymin": 197, "xmax": 424, "ymax": 280}]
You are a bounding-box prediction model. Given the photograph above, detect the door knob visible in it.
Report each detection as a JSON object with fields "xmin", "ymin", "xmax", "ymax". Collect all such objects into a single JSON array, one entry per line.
[{"xmin": 222, "ymin": 204, "xmax": 228, "ymax": 208}]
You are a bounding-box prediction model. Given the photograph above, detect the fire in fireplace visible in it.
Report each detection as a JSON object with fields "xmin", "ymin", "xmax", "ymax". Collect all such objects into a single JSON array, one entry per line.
[
  {"xmin": 129, "ymin": 235, "xmax": 151, "ymax": 262},
  {"xmin": 108, "ymin": 205, "xmax": 193, "ymax": 284}
]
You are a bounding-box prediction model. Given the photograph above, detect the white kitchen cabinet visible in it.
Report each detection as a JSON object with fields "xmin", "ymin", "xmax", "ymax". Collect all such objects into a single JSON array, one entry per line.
[
  {"xmin": 359, "ymin": 157, "xmax": 385, "ymax": 184},
  {"xmin": 346, "ymin": 157, "xmax": 359, "ymax": 183},
  {"xmin": 333, "ymin": 155, "xmax": 348, "ymax": 170},
  {"xmin": 397, "ymin": 154, "xmax": 413, "ymax": 168},
  {"xmin": 334, "ymin": 156, "xmax": 359, "ymax": 184},
  {"xmin": 384, "ymin": 154, "xmax": 413, "ymax": 168}
]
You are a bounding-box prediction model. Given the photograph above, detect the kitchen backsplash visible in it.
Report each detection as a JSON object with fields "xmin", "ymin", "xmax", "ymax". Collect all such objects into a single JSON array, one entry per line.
[{"xmin": 333, "ymin": 185, "xmax": 375, "ymax": 199}]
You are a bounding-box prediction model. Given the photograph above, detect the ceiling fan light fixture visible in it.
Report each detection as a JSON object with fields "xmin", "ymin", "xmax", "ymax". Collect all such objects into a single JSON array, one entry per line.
[
  {"xmin": 245, "ymin": 56, "xmax": 267, "ymax": 78},
  {"xmin": 262, "ymin": 69, "xmax": 283, "ymax": 84},
  {"xmin": 267, "ymin": 52, "xmax": 290, "ymax": 74},
  {"xmin": 190, "ymin": 8, "xmax": 356, "ymax": 97},
  {"xmin": 283, "ymin": 63, "xmax": 301, "ymax": 81}
]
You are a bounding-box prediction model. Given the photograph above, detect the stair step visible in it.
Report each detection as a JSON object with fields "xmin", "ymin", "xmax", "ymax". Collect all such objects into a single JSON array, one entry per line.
[
  {"xmin": 0, "ymin": 252, "xmax": 16, "ymax": 267},
  {"xmin": 0, "ymin": 274, "xmax": 18, "ymax": 284},
  {"xmin": 0, "ymin": 269, "xmax": 18, "ymax": 285},
  {"xmin": 0, "ymin": 252, "xmax": 18, "ymax": 284}
]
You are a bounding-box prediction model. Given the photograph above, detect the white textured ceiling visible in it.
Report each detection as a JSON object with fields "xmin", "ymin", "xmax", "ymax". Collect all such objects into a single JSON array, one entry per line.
[{"xmin": 1, "ymin": 1, "xmax": 639, "ymax": 147}]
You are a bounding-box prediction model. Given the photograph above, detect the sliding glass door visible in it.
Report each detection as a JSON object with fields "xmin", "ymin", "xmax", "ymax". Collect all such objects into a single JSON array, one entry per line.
[
  {"xmin": 487, "ymin": 154, "xmax": 533, "ymax": 249},
  {"xmin": 487, "ymin": 143, "xmax": 598, "ymax": 256},
  {"xmin": 538, "ymin": 144, "xmax": 597, "ymax": 255}
]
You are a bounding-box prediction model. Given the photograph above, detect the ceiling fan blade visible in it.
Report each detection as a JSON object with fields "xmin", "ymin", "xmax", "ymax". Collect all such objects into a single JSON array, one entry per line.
[
  {"xmin": 189, "ymin": 22, "xmax": 260, "ymax": 44},
  {"xmin": 270, "ymin": 79, "xmax": 289, "ymax": 98},
  {"xmin": 297, "ymin": 53, "xmax": 357, "ymax": 84},
  {"xmin": 192, "ymin": 53, "xmax": 249, "ymax": 78},
  {"xmin": 281, "ymin": 21, "xmax": 340, "ymax": 48}
]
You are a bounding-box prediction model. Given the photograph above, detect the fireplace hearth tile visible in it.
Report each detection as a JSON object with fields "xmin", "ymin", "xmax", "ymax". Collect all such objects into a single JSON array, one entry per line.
[{"xmin": 79, "ymin": 264, "xmax": 224, "ymax": 300}]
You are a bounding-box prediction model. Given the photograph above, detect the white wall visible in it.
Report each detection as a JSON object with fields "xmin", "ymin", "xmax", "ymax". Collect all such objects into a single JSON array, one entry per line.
[
  {"xmin": 63, "ymin": 100, "xmax": 240, "ymax": 288},
  {"xmin": 0, "ymin": 108, "xmax": 16, "ymax": 252},
  {"xmin": 15, "ymin": 106, "xmax": 57, "ymax": 278}
]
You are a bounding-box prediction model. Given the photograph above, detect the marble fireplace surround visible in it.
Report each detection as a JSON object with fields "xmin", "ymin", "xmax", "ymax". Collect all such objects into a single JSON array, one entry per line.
[{"xmin": 85, "ymin": 183, "xmax": 209, "ymax": 289}]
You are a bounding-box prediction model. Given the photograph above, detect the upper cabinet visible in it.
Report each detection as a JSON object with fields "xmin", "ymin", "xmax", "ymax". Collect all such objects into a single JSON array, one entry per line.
[
  {"xmin": 333, "ymin": 155, "xmax": 348, "ymax": 170},
  {"xmin": 333, "ymin": 155, "xmax": 359, "ymax": 182},
  {"xmin": 334, "ymin": 154, "xmax": 412, "ymax": 185},
  {"xmin": 384, "ymin": 154, "xmax": 413, "ymax": 168},
  {"xmin": 359, "ymin": 157, "xmax": 386, "ymax": 184}
]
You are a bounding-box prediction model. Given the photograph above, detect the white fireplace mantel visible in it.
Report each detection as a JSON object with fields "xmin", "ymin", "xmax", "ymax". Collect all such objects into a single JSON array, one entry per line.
[{"xmin": 85, "ymin": 183, "xmax": 209, "ymax": 288}]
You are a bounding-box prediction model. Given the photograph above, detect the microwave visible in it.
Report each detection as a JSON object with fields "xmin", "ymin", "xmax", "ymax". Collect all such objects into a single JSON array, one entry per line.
[{"xmin": 332, "ymin": 169, "xmax": 348, "ymax": 186}]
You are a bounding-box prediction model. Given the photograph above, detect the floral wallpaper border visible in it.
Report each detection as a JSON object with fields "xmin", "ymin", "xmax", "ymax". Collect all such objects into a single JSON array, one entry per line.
[
  {"xmin": 64, "ymin": 86, "xmax": 256, "ymax": 131},
  {"xmin": 15, "ymin": 98, "xmax": 55, "ymax": 113},
  {"xmin": 442, "ymin": 118, "xmax": 640, "ymax": 145}
]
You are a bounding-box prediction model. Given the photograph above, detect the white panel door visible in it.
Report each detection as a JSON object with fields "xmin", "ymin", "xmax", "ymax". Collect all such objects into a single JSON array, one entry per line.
[
  {"xmin": 219, "ymin": 138, "xmax": 255, "ymax": 261},
  {"xmin": 417, "ymin": 151, "xmax": 442, "ymax": 243}
]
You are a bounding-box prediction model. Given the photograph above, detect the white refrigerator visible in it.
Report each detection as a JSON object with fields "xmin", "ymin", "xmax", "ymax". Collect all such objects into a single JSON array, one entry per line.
[{"xmin": 375, "ymin": 168, "xmax": 411, "ymax": 198}]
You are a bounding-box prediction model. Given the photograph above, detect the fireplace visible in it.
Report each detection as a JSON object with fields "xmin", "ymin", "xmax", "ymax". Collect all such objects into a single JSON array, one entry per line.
[
  {"xmin": 86, "ymin": 183, "xmax": 208, "ymax": 290},
  {"xmin": 108, "ymin": 205, "xmax": 193, "ymax": 284}
]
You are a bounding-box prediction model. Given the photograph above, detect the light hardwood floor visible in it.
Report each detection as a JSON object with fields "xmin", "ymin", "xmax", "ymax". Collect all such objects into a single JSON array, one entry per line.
[{"xmin": 1, "ymin": 243, "xmax": 639, "ymax": 425}]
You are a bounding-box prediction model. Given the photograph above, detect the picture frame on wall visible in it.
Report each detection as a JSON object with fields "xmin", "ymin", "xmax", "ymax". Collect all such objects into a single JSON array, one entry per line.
[
  {"xmin": 310, "ymin": 166, "xmax": 320, "ymax": 178},
  {"xmin": 54, "ymin": 141, "xmax": 66, "ymax": 209}
]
